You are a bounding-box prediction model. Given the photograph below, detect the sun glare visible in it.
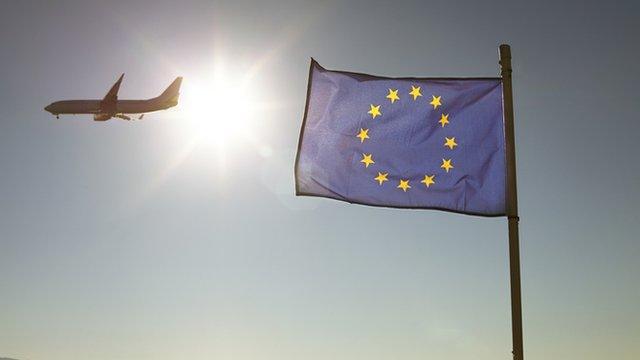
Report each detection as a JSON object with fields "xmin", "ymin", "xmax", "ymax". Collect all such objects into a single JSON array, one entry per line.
[
  {"xmin": 143, "ymin": 59, "xmax": 276, "ymax": 196},
  {"xmin": 179, "ymin": 69, "xmax": 256, "ymax": 149}
]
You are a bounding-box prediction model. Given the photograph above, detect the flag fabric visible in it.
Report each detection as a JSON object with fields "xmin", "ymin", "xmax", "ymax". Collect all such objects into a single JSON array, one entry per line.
[{"xmin": 295, "ymin": 60, "xmax": 507, "ymax": 216}]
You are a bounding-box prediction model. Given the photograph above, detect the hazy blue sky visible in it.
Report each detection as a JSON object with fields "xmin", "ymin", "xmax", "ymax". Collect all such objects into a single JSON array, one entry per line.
[{"xmin": 1, "ymin": 1, "xmax": 638, "ymax": 359}]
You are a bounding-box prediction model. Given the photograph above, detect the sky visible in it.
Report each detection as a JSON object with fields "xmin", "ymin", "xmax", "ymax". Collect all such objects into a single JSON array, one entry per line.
[{"xmin": 0, "ymin": 0, "xmax": 639, "ymax": 359}]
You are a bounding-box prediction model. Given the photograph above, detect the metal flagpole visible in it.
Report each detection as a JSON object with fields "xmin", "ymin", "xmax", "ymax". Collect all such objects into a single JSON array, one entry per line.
[{"xmin": 499, "ymin": 44, "xmax": 524, "ymax": 360}]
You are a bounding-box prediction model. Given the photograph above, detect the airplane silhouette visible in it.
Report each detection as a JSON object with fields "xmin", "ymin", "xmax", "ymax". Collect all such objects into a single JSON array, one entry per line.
[{"xmin": 44, "ymin": 74, "xmax": 182, "ymax": 121}]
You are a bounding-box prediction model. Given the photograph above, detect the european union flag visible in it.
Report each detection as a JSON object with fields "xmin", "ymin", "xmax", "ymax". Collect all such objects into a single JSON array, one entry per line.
[{"xmin": 295, "ymin": 60, "xmax": 507, "ymax": 216}]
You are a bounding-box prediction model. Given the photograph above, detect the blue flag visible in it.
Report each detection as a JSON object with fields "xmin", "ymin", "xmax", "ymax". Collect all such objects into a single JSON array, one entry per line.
[{"xmin": 295, "ymin": 60, "xmax": 506, "ymax": 216}]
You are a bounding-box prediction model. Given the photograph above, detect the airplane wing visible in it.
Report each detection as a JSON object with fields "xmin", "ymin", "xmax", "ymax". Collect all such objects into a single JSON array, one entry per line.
[{"xmin": 103, "ymin": 73, "xmax": 124, "ymax": 103}]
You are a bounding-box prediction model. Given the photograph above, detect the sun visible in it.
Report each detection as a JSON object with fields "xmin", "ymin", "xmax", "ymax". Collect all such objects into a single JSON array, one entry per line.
[
  {"xmin": 145, "ymin": 60, "xmax": 274, "ymax": 192},
  {"xmin": 178, "ymin": 69, "xmax": 256, "ymax": 149}
]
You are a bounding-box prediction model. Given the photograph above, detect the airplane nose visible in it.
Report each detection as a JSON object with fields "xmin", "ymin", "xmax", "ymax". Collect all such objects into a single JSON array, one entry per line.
[{"xmin": 44, "ymin": 104, "xmax": 52, "ymax": 112}]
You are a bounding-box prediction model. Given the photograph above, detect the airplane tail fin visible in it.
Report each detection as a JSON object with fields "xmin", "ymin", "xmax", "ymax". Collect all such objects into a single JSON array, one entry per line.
[{"xmin": 158, "ymin": 77, "xmax": 182, "ymax": 105}]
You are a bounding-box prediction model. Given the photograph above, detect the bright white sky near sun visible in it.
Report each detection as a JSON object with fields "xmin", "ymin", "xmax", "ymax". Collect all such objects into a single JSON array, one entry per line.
[{"xmin": 0, "ymin": 1, "xmax": 639, "ymax": 360}]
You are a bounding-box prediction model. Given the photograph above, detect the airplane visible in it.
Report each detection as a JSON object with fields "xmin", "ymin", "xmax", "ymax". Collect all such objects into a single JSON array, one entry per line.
[{"xmin": 44, "ymin": 74, "xmax": 182, "ymax": 121}]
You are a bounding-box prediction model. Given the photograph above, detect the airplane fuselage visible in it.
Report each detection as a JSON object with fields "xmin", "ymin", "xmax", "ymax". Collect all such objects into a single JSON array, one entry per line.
[
  {"xmin": 45, "ymin": 98, "xmax": 178, "ymax": 115},
  {"xmin": 45, "ymin": 100, "xmax": 100, "ymax": 114}
]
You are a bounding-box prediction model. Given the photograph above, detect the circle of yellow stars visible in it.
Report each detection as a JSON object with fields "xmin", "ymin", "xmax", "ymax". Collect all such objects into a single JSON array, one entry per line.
[{"xmin": 356, "ymin": 84, "xmax": 459, "ymax": 192}]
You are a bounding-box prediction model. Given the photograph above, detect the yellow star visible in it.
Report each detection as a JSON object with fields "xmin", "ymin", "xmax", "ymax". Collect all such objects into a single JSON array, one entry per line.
[
  {"xmin": 444, "ymin": 137, "xmax": 458, "ymax": 149},
  {"xmin": 361, "ymin": 153, "xmax": 375, "ymax": 168},
  {"xmin": 368, "ymin": 104, "xmax": 381, "ymax": 119},
  {"xmin": 386, "ymin": 89, "xmax": 400, "ymax": 103},
  {"xmin": 374, "ymin": 172, "xmax": 389, "ymax": 185},
  {"xmin": 409, "ymin": 85, "xmax": 422, "ymax": 100},
  {"xmin": 420, "ymin": 174, "xmax": 435, "ymax": 188},
  {"xmin": 430, "ymin": 95, "xmax": 442, "ymax": 109},
  {"xmin": 356, "ymin": 128, "xmax": 370, "ymax": 143},
  {"xmin": 438, "ymin": 113, "xmax": 450, "ymax": 127},
  {"xmin": 397, "ymin": 179, "xmax": 411, "ymax": 192},
  {"xmin": 441, "ymin": 158, "xmax": 454, "ymax": 173}
]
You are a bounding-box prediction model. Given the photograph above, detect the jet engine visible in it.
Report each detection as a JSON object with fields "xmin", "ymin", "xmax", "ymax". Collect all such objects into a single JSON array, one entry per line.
[{"xmin": 93, "ymin": 113, "xmax": 112, "ymax": 121}]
